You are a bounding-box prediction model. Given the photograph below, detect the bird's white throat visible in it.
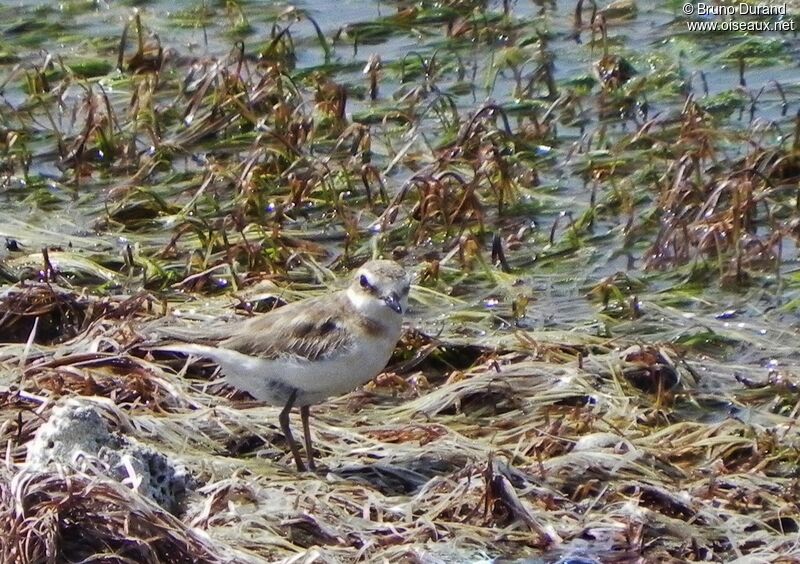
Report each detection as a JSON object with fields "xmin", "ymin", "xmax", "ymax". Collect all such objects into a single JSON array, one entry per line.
[{"xmin": 346, "ymin": 286, "xmax": 402, "ymax": 323}]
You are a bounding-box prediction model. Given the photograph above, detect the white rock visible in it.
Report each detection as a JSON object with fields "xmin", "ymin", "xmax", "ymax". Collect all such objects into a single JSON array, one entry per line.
[{"xmin": 26, "ymin": 399, "xmax": 189, "ymax": 512}]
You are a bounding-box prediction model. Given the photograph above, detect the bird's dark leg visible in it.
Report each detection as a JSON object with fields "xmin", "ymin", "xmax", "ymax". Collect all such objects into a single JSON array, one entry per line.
[
  {"xmin": 278, "ymin": 389, "xmax": 305, "ymax": 471},
  {"xmin": 300, "ymin": 405, "xmax": 316, "ymax": 471}
]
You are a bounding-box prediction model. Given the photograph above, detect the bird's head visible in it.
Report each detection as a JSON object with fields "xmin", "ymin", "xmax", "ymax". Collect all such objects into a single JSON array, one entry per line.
[{"xmin": 347, "ymin": 259, "xmax": 410, "ymax": 318}]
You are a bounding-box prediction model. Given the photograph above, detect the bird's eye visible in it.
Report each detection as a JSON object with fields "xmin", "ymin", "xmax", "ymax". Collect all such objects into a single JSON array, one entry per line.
[{"xmin": 360, "ymin": 274, "xmax": 371, "ymax": 289}]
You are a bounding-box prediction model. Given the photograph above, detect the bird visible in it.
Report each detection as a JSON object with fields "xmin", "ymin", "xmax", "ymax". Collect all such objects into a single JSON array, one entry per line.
[{"xmin": 154, "ymin": 259, "xmax": 410, "ymax": 471}]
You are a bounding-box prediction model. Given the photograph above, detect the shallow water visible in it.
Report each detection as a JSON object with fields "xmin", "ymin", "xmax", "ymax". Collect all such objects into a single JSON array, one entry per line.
[{"xmin": 1, "ymin": 0, "xmax": 799, "ymax": 384}]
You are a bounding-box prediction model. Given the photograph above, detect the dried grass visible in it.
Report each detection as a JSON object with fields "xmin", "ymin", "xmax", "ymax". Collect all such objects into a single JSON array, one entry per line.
[
  {"xmin": 2, "ymin": 291, "xmax": 800, "ymax": 562},
  {"xmin": 0, "ymin": 466, "xmax": 236, "ymax": 564}
]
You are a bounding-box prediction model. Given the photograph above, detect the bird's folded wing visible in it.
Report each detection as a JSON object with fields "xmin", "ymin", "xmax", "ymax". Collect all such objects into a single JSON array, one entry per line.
[{"xmin": 220, "ymin": 292, "xmax": 354, "ymax": 362}]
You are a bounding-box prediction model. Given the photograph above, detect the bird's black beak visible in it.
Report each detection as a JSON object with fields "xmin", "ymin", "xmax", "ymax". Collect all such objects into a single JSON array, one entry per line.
[{"xmin": 383, "ymin": 292, "xmax": 403, "ymax": 314}]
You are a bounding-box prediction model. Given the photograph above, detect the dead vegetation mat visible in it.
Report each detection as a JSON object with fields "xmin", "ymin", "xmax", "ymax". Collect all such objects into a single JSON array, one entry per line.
[{"xmin": 1, "ymin": 290, "xmax": 800, "ymax": 563}]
